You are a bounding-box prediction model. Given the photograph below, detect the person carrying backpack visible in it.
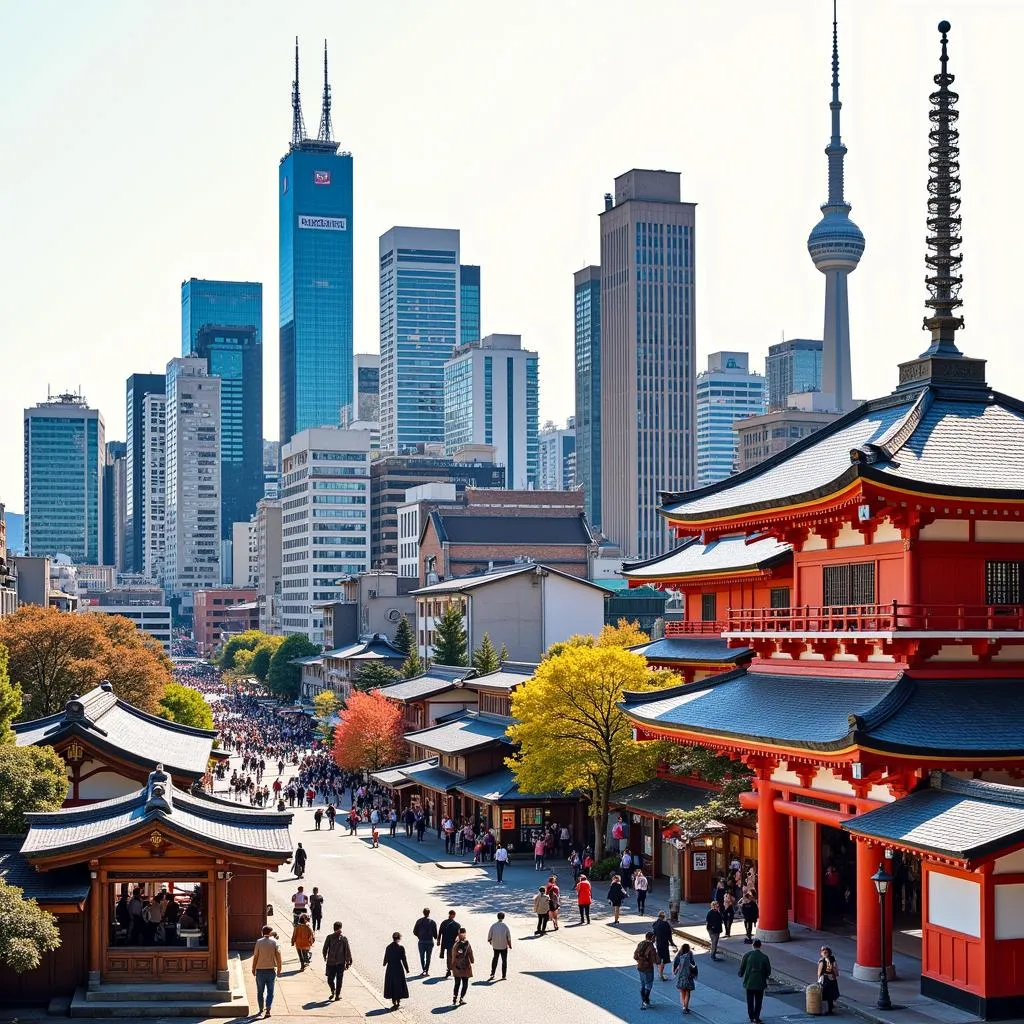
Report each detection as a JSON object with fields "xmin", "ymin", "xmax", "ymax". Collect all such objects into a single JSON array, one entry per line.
[
  {"xmin": 634, "ymin": 931, "xmax": 657, "ymax": 1009},
  {"xmin": 451, "ymin": 929, "xmax": 474, "ymax": 1006}
]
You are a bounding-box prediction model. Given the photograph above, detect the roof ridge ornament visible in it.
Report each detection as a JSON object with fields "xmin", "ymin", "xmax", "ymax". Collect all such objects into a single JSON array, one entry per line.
[{"xmin": 144, "ymin": 765, "xmax": 173, "ymax": 815}]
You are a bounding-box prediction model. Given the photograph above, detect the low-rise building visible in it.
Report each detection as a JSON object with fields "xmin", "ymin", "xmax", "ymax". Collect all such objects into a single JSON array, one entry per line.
[
  {"xmin": 86, "ymin": 586, "xmax": 172, "ymax": 653},
  {"xmin": 319, "ymin": 633, "xmax": 407, "ymax": 700},
  {"xmin": 193, "ymin": 587, "xmax": 259, "ymax": 656},
  {"xmin": 397, "ymin": 483, "xmax": 461, "ymax": 579}
]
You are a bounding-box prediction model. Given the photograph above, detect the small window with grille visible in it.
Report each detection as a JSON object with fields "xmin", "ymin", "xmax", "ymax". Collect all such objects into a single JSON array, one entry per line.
[
  {"xmin": 701, "ymin": 593, "xmax": 717, "ymax": 622},
  {"xmin": 770, "ymin": 587, "xmax": 791, "ymax": 609},
  {"xmin": 823, "ymin": 563, "xmax": 876, "ymax": 607},
  {"xmin": 986, "ymin": 561, "xmax": 1024, "ymax": 605}
]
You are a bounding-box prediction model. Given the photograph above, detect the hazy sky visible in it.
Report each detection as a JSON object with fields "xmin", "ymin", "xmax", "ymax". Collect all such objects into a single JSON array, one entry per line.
[{"xmin": 0, "ymin": 0, "xmax": 1019, "ymax": 510}]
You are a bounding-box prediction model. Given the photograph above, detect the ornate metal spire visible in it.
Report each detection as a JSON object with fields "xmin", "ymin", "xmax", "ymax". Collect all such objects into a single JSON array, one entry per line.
[
  {"xmin": 824, "ymin": 0, "xmax": 848, "ymax": 212},
  {"xmin": 921, "ymin": 20, "xmax": 964, "ymax": 355},
  {"xmin": 291, "ymin": 37, "xmax": 307, "ymax": 149},
  {"xmin": 317, "ymin": 40, "xmax": 334, "ymax": 143}
]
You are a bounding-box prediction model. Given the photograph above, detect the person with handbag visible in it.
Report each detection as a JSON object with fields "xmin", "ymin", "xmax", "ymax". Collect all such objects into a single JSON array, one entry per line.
[
  {"xmin": 673, "ymin": 942, "xmax": 697, "ymax": 1014},
  {"xmin": 817, "ymin": 945, "xmax": 841, "ymax": 1014},
  {"xmin": 546, "ymin": 875, "xmax": 561, "ymax": 930}
]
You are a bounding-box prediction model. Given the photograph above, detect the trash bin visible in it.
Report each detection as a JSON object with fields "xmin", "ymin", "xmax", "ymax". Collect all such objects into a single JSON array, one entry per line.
[{"xmin": 806, "ymin": 983, "xmax": 823, "ymax": 1015}]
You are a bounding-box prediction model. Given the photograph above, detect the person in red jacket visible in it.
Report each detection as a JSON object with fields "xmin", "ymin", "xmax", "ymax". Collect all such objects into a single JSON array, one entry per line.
[{"xmin": 576, "ymin": 873, "xmax": 593, "ymax": 925}]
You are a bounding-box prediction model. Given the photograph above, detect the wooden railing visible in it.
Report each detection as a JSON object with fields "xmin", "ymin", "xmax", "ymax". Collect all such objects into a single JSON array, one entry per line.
[
  {"xmin": 664, "ymin": 620, "xmax": 728, "ymax": 636},
  {"xmin": 725, "ymin": 602, "xmax": 1024, "ymax": 633}
]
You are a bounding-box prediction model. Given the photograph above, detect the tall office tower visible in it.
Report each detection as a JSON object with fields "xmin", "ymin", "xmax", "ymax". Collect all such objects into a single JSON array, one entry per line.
[
  {"xmin": 379, "ymin": 226, "xmax": 461, "ymax": 452},
  {"xmin": 165, "ymin": 358, "xmax": 221, "ymax": 619},
  {"xmin": 102, "ymin": 441, "xmax": 127, "ymax": 569},
  {"xmin": 279, "ymin": 428, "xmax": 371, "ymax": 643},
  {"xmin": 694, "ymin": 353, "xmax": 766, "ymax": 487},
  {"xmin": 255, "ymin": 499, "xmax": 283, "ymax": 634},
  {"xmin": 125, "ymin": 373, "xmax": 165, "ymax": 572},
  {"xmin": 573, "ymin": 266, "xmax": 601, "ymax": 531},
  {"xmin": 141, "ymin": 393, "xmax": 167, "ymax": 584},
  {"xmin": 538, "ymin": 419, "xmax": 576, "ymax": 491},
  {"xmin": 279, "ymin": 40, "xmax": 354, "ymax": 444},
  {"xmin": 765, "ymin": 338, "xmax": 823, "ymax": 410},
  {"xmin": 459, "ymin": 265, "xmax": 481, "ymax": 344},
  {"xmin": 181, "ymin": 278, "xmax": 262, "ymax": 354},
  {"xmin": 443, "ymin": 334, "xmax": 539, "ymax": 488},
  {"xmin": 24, "ymin": 392, "xmax": 105, "ymax": 564},
  {"xmin": 599, "ymin": 170, "xmax": 696, "ymax": 560},
  {"xmin": 806, "ymin": 5, "xmax": 864, "ymax": 413},
  {"xmin": 346, "ymin": 353, "xmax": 379, "ymax": 424}
]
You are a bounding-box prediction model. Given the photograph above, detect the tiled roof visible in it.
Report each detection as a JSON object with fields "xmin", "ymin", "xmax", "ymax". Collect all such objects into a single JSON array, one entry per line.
[
  {"xmin": 370, "ymin": 758, "xmax": 440, "ymax": 788},
  {"xmin": 844, "ymin": 774, "xmax": 1024, "ymax": 861},
  {"xmin": 431, "ymin": 511, "xmax": 593, "ymax": 546},
  {"xmin": 400, "ymin": 762, "xmax": 463, "ymax": 794},
  {"xmin": 411, "ymin": 563, "xmax": 608, "ymax": 596},
  {"xmin": 610, "ymin": 778, "xmax": 712, "ymax": 818},
  {"xmin": 631, "ymin": 637, "xmax": 753, "ymax": 665},
  {"xmin": 0, "ymin": 837, "xmax": 90, "ymax": 903},
  {"xmin": 405, "ymin": 710, "xmax": 514, "ymax": 754},
  {"xmin": 470, "ymin": 663, "xmax": 538, "ymax": 691},
  {"xmin": 14, "ymin": 683, "xmax": 217, "ymax": 778},
  {"xmin": 324, "ymin": 635, "xmax": 406, "ymax": 661},
  {"xmin": 622, "ymin": 535, "xmax": 791, "ymax": 581},
  {"xmin": 453, "ymin": 767, "xmax": 563, "ymax": 802},
  {"xmin": 375, "ymin": 666, "xmax": 477, "ymax": 702}
]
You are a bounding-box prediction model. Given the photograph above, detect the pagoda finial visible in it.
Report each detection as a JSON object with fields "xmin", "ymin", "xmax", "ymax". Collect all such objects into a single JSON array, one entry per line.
[
  {"xmin": 291, "ymin": 36, "xmax": 307, "ymax": 149},
  {"xmin": 921, "ymin": 20, "xmax": 964, "ymax": 355},
  {"xmin": 317, "ymin": 39, "xmax": 334, "ymax": 143}
]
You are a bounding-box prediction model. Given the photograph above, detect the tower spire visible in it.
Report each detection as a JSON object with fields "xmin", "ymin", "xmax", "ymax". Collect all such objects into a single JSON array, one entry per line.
[
  {"xmin": 291, "ymin": 36, "xmax": 307, "ymax": 149},
  {"xmin": 318, "ymin": 39, "xmax": 334, "ymax": 143},
  {"xmin": 825, "ymin": 0, "xmax": 848, "ymax": 211},
  {"xmin": 921, "ymin": 20, "xmax": 964, "ymax": 355}
]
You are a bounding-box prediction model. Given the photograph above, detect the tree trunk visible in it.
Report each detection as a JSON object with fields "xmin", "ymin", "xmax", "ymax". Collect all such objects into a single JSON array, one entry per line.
[{"xmin": 592, "ymin": 787, "xmax": 604, "ymax": 861}]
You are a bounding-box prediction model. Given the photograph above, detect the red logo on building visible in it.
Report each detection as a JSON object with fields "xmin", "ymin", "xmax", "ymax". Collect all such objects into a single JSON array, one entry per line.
[{"xmin": 314, "ymin": 170, "xmax": 331, "ymax": 185}]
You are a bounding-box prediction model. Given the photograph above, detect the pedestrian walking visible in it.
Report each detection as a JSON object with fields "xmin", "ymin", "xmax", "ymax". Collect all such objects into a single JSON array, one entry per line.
[
  {"xmin": 607, "ymin": 873, "xmax": 628, "ymax": 924},
  {"xmin": 291, "ymin": 885, "xmax": 309, "ymax": 926},
  {"xmin": 723, "ymin": 890, "xmax": 737, "ymax": 936},
  {"xmin": 706, "ymin": 900, "xmax": 724, "ymax": 960},
  {"xmin": 308, "ymin": 887, "xmax": 324, "ymax": 932},
  {"xmin": 532, "ymin": 887, "xmax": 551, "ymax": 935},
  {"xmin": 388, "ymin": 808, "xmax": 398, "ymax": 837},
  {"xmin": 486, "ymin": 911, "xmax": 512, "ymax": 980},
  {"xmin": 495, "ymin": 843, "xmax": 509, "ymax": 883},
  {"xmin": 546, "ymin": 875, "xmax": 561, "ymax": 930},
  {"xmin": 533, "ymin": 835, "xmax": 546, "ymax": 870},
  {"xmin": 451, "ymin": 929, "xmax": 474, "ymax": 1005},
  {"xmin": 653, "ymin": 910, "xmax": 676, "ymax": 979},
  {"xmin": 326, "ymin": 803, "xmax": 336, "ymax": 830},
  {"xmin": 293, "ymin": 843, "xmax": 307, "ymax": 879},
  {"xmin": 633, "ymin": 930, "xmax": 657, "ymax": 1010},
  {"xmin": 740, "ymin": 890, "xmax": 759, "ymax": 943},
  {"xmin": 252, "ymin": 924, "xmax": 283, "ymax": 1019},
  {"xmin": 817, "ymin": 945, "xmax": 840, "ymax": 1014},
  {"xmin": 438, "ymin": 910, "xmax": 461, "ymax": 978},
  {"xmin": 322, "ymin": 921, "xmax": 352, "ymax": 1000},
  {"xmin": 382, "ymin": 932, "xmax": 410, "ymax": 1011},
  {"xmin": 576, "ymin": 873, "xmax": 593, "ymax": 924},
  {"xmin": 291, "ymin": 913, "xmax": 315, "ymax": 970},
  {"xmin": 413, "ymin": 907, "xmax": 438, "ymax": 975},
  {"xmin": 673, "ymin": 943, "xmax": 697, "ymax": 1014},
  {"xmin": 739, "ymin": 939, "xmax": 772, "ymax": 1024},
  {"xmin": 314, "ymin": 807, "xmax": 323, "ymax": 830},
  {"xmin": 634, "ymin": 868, "xmax": 650, "ymax": 915}
]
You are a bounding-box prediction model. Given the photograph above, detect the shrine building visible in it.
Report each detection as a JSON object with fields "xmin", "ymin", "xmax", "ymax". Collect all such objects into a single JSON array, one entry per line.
[{"xmin": 620, "ymin": 25, "xmax": 1024, "ymax": 1020}]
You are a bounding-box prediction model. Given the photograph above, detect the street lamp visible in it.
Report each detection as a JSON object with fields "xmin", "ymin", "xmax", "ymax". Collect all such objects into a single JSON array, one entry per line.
[{"xmin": 871, "ymin": 864, "xmax": 893, "ymax": 1010}]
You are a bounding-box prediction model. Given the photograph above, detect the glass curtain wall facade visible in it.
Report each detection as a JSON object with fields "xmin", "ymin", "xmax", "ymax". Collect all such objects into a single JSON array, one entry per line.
[
  {"xmin": 694, "ymin": 352, "xmax": 766, "ymax": 486},
  {"xmin": 766, "ymin": 338, "xmax": 823, "ymax": 410},
  {"xmin": 125, "ymin": 373, "xmax": 165, "ymax": 573},
  {"xmin": 459, "ymin": 264, "xmax": 481, "ymax": 344},
  {"xmin": 574, "ymin": 266, "xmax": 601, "ymax": 530},
  {"xmin": 181, "ymin": 279, "xmax": 262, "ymax": 355}
]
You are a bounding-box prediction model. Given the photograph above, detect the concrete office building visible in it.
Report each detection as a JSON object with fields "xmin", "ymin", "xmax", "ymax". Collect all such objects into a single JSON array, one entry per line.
[
  {"xmin": 141, "ymin": 393, "xmax": 166, "ymax": 585},
  {"xmin": 443, "ymin": 334, "xmax": 539, "ymax": 489},
  {"xmin": 24, "ymin": 392, "xmax": 105, "ymax": 564},
  {"xmin": 599, "ymin": 170, "xmax": 696, "ymax": 560},
  {"xmin": 255, "ymin": 499, "xmax": 283, "ymax": 634},
  {"xmin": 125, "ymin": 373, "xmax": 165, "ymax": 573},
  {"xmin": 87, "ymin": 586, "xmax": 172, "ymax": 653},
  {"xmin": 694, "ymin": 353, "xmax": 766, "ymax": 486},
  {"xmin": 280, "ymin": 428, "xmax": 372, "ymax": 644},
  {"xmin": 102, "ymin": 441, "xmax": 127, "ymax": 572},
  {"xmin": 766, "ymin": 338, "xmax": 823, "ymax": 410},
  {"xmin": 232, "ymin": 520, "xmax": 258, "ymax": 588},
  {"xmin": 538, "ymin": 419, "xmax": 576, "ymax": 491},
  {"xmin": 165, "ymin": 358, "xmax": 221, "ymax": 619},
  {"xmin": 574, "ymin": 266, "xmax": 601, "ymax": 530}
]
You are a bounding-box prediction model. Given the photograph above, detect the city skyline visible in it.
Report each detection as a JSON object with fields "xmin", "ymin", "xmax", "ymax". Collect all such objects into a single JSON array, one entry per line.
[{"xmin": 0, "ymin": 1, "xmax": 1018, "ymax": 508}]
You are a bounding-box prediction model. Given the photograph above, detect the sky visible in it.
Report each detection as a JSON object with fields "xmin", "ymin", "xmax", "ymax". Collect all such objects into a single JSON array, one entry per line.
[{"xmin": 0, "ymin": 0, "xmax": 1020, "ymax": 511}]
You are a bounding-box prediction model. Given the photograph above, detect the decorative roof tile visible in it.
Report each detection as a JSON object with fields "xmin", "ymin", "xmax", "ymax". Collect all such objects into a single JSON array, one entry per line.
[
  {"xmin": 0, "ymin": 837, "xmax": 90, "ymax": 903},
  {"xmin": 622, "ymin": 535, "xmax": 791, "ymax": 581},
  {"xmin": 631, "ymin": 637, "xmax": 753, "ymax": 665}
]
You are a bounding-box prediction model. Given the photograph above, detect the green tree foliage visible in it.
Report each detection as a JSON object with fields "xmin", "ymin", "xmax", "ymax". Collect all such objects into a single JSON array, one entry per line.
[
  {"xmin": 471, "ymin": 633, "xmax": 501, "ymax": 674},
  {"xmin": 0, "ymin": 644, "xmax": 22, "ymax": 744},
  {"xmin": 0, "ymin": 879, "xmax": 61, "ymax": 973},
  {"xmin": 663, "ymin": 746, "xmax": 754, "ymax": 838},
  {"xmin": 250, "ymin": 637, "xmax": 285, "ymax": 682},
  {"xmin": 431, "ymin": 604, "xmax": 468, "ymax": 666},
  {"xmin": 392, "ymin": 614, "xmax": 414, "ymax": 655},
  {"xmin": 232, "ymin": 648, "xmax": 255, "ymax": 675},
  {"xmin": 313, "ymin": 690, "xmax": 340, "ymax": 746},
  {"xmin": 157, "ymin": 682, "xmax": 214, "ymax": 731},
  {"xmin": 266, "ymin": 634, "xmax": 319, "ymax": 701},
  {"xmin": 498, "ymin": 642, "xmax": 509, "ymax": 664},
  {"xmin": 353, "ymin": 662, "xmax": 402, "ymax": 693},
  {"xmin": 0, "ymin": 745, "xmax": 67, "ymax": 833},
  {"xmin": 218, "ymin": 629, "xmax": 268, "ymax": 670},
  {"xmin": 400, "ymin": 649, "xmax": 424, "ymax": 679}
]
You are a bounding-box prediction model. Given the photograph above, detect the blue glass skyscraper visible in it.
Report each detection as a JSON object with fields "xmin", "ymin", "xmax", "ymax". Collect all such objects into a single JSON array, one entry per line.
[
  {"xmin": 574, "ymin": 265, "xmax": 601, "ymax": 530},
  {"xmin": 459, "ymin": 264, "xmax": 480, "ymax": 344},
  {"xmin": 181, "ymin": 279, "xmax": 262, "ymax": 354},
  {"xmin": 279, "ymin": 40, "xmax": 353, "ymax": 444}
]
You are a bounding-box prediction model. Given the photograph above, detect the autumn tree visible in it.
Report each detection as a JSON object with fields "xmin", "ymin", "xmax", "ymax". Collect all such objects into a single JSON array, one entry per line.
[
  {"xmin": 158, "ymin": 682, "xmax": 214, "ymax": 730},
  {"xmin": 218, "ymin": 629, "xmax": 267, "ymax": 670},
  {"xmin": 432, "ymin": 604, "xmax": 468, "ymax": 666},
  {"xmin": 266, "ymin": 634, "xmax": 319, "ymax": 701},
  {"xmin": 392, "ymin": 615, "xmax": 414, "ymax": 655},
  {"xmin": 353, "ymin": 662, "xmax": 402, "ymax": 693},
  {"xmin": 0, "ymin": 644, "xmax": 21, "ymax": 743},
  {"xmin": 331, "ymin": 690, "xmax": 406, "ymax": 772},
  {"xmin": 507, "ymin": 644, "xmax": 671, "ymax": 859},
  {"xmin": 598, "ymin": 619, "xmax": 650, "ymax": 648},
  {"xmin": 472, "ymin": 633, "xmax": 501, "ymax": 674},
  {"xmin": 0, "ymin": 879, "xmax": 61, "ymax": 973}
]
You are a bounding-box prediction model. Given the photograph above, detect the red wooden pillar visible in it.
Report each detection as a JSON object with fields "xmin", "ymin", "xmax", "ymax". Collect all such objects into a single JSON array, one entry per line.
[
  {"xmin": 756, "ymin": 782, "xmax": 791, "ymax": 941},
  {"xmin": 852, "ymin": 841, "xmax": 895, "ymax": 980},
  {"xmin": 88, "ymin": 864, "xmax": 102, "ymax": 989}
]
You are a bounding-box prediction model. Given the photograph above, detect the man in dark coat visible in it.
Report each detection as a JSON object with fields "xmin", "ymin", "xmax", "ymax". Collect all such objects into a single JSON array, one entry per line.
[
  {"xmin": 322, "ymin": 922, "xmax": 352, "ymax": 1000},
  {"xmin": 412, "ymin": 907, "xmax": 438, "ymax": 975},
  {"xmin": 705, "ymin": 900, "xmax": 724, "ymax": 960},
  {"xmin": 739, "ymin": 939, "xmax": 772, "ymax": 1024},
  {"xmin": 652, "ymin": 911, "xmax": 676, "ymax": 980},
  {"xmin": 437, "ymin": 910, "xmax": 461, "ymax": 979}
]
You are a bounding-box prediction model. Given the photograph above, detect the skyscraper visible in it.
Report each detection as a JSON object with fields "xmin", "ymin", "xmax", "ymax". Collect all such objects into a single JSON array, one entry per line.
[
  {"xmin": 142, "ymin": 393, "xmax": 167, "ymax": 585},
  {"xmin": 765, "ymin": 338, "xmax": 823, "ymax": 410},
  {"xmin": 443, "ymin": 334, "xmax": 539, "ymax": 488},
  {"xmin": 24, "ymin": 392, "xmax": 105, "ymax": 564},
  {"xmin": 573, "ymin": 266, "xmax": 601, "ymax": 530},
  {"xmin": 806, "ymin": 4, "xmax": 864, "ymax": 413},
  {"xmin": 279, "ymin": 40, "xmax": 354, "ymax": 444},
  {"xmin": 102, "ymin": 440, "xmax": 127, "ymax": 570},
  {"xmin": 538, "ymin": 419, "xmax": 576, "ymax": 491},
  {"xmin": 599, "ymin": 170, "xmax": 696, "ymax": 560},
  {"xmin": 379, "ymin": 226, "xmax": 461, "ymax": 452},
  {"xmin": 347, "ymin": 353, "xmax": 379, "ymax": 424},
  {"xmin": 459, "ymin": 265, "xmax": 481, "ymax": 344},
  {"xmin": 181, "ymin": 278, "xmax": 262, "ymax": 355},
  {"xmin": 125, "ymin": 373, "xmax": 165, "ymax": 573},
  {"xmin": 694, "ymin": 353, "xmax": 766, "ymax": 487}
]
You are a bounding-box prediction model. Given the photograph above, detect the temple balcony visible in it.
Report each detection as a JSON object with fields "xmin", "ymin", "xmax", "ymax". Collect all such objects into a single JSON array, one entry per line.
[{"xmin": 664, "ymin": 620, "xmax": 729, "ymax": 636}]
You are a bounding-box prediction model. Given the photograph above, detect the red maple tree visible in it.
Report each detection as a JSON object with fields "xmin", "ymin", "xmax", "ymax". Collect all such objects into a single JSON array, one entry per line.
[{"xmin": 331, "ymin": 690, "xmax": 406, "ymax": 772}]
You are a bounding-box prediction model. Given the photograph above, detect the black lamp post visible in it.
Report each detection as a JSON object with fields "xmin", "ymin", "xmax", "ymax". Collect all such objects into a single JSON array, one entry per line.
[{"xmin": 871, "ymin": 864, "xmax": 893, "ymax": 1010}]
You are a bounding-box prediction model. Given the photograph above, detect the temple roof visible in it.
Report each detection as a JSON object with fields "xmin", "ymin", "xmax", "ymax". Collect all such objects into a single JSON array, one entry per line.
[
  {"xmin": 375, "ymin": 665, "xmax": 478, "ymax": 702},
  {"xmin": 610, "ymin": 777, "xmax": 716, "ymax": 818},
  {"xmin": 843, "ymin": 773, "xmax": 1024, "ymax": 861},
  {"xmin": 453, "ymin": 766, "xmax": 563, "ymax": 802},
  {"xmin": 404, "ymin": 710, "xmax": 514, "ymax": 754},
  {"xmin": 659, "ymin": 385, "xmax": 1024, "ymax": 524},
  {"xmin": 0, "ymin": 837, "xmax": 90, "ymax": 903},
  {"xmin": 324, "ymin": 634, "xmax": 407, "ymax": 662},
  {"xmin": 370, "ymin": 758, "xmax": 462, "ymax": 794},
  {"xmin": 470, "ymin": 663, "xmax": 537, "ymax": 691},
  {"xmin": 14, "ymin": 682, "xmax": 219, "ymax": 778},
  {"xmin": 21, "ymin": 766, "xmax": 293, "ymax": 862},
  {"xmin": 620, "ymin": 669, "xmax": 1024, "ymax": 757},
  {"xmin": 631, "ymin": 637, "xmax": 753, "ymax": 665},
  {"xmin": 622, "ymin": 535, "xmax": 791, "ymax": 582},
  {"xmin": 370, "ymin": 758, "xmax": 440, "ymax": 788}
]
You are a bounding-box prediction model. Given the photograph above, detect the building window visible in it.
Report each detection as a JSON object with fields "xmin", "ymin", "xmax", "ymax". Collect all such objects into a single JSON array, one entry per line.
[
  {"xmin": 823, "ymin": 563, "xmax": 876, "ymax": 607},
  {"xmin": 770, "ymin": 587, "xmax": 791, "ymax": 609},
  {"xmin": 986, "ymin": 561, "xmax": 1024, "ymax": 605},
  {"xmin": 701, "ymin": 593, "xmax": 717, "ymax": 622}
]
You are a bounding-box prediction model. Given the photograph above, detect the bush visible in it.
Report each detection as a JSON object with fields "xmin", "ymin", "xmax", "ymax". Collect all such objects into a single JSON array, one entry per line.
[{"xmin": 590, "ymin": 854, "xmax": 622, "ymax": 881}]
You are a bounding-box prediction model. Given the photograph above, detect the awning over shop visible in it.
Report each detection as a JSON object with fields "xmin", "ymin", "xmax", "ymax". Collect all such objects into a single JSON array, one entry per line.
[{"xmin": 610, "ymin": 777, "xmax": 712, "ymax": 819}]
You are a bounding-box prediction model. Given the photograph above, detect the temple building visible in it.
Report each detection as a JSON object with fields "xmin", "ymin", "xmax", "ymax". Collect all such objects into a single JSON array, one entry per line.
[{"xmin": 620, "ymin": 24, "xmax": 1024, "ymax": 1020}]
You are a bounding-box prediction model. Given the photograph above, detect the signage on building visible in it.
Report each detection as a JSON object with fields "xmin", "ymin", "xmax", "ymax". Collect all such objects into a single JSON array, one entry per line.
[
  {"xmin": 314, "ymin": 170, "xmax": 331, "ymax": 185},
  {"xmin": 501, "ymin": 808, "xmax": 515, "ymax": 831},
  {"xmin": 692, "ymin": 851, "xmax": 708, "ymax": 872},
  {"xmin": 298, "ymin": 215, "xmax": 347, "ymax": 231}
]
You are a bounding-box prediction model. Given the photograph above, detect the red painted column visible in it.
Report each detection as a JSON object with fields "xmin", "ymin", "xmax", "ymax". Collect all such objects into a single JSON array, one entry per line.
[
  {"xmin": 853, "ymin": 841, "xmax": 895, "ymax": 980},
  {"xmin": 756, "ymin": 781, "xmax": 791, "ymax": 941}
]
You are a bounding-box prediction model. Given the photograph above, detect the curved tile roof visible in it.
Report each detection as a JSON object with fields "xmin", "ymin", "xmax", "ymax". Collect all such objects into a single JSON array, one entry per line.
[
  {"xmin": 405, "ymin": 710, "xmax": 513, "ymax": 754},
  {"xmin": 631, "ymin": 637, "xmax": 753, "ymax": 665},
  {"xmin": 622, "ymin": 535, "xmax": 791, "ymax": 581}
]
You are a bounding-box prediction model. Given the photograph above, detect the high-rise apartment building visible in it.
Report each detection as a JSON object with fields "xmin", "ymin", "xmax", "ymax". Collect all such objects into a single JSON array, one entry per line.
[
  {"xmin": 102, "ymin": 441, "xmax": 127, "ymax": 570},
  {"xmin": 280, "ymin": 428, "xmax": 372, "ymax": 643},
  {"xmin": 573, "ymin": 266, "xmax": 601, "ymax": 531},
  {"xmin": 165, "ymin": 358, "xmax": 221, "ymax": 618},
  {"xmin": 599, "ymin": 170, "xmax": 696, "ymax": 560},
  {"xmin": 379, "ymin": 226, "xmax": 461, "ymax": 452},
  {"xmin": 459, "ymin": 265, "xmax": 481, "ymax": 344},
  {"xmin": 141, "ymin": 393, "xmax": 166, "ymax": 585},
  {"xmin": 181, "ymin": 278, "xmax": 262, "ymax": 354},
  {"xmin": 279, "ymin": 41, "xmax": 353, "ymax": 444},
  {"xmin": 695, "ymin": 352, "xmax": 766, "ymax": 487},
  {"xmin": 766, "ymin": 338, "xmax": 823, "ymax": 410},
  {"xmin": 255, "ymin": 499, "xmax": 283, "ymax": 634},
  {"xmin": 125, "ymin": 373, "xmax": 165, "ymax": 573},
  {"xmin": 443, "ymin": 334, "xmax": 539, "ymax": 488},
  {"xmin": 24, "ymin": 392, "xmax": 105, "ymax": 564},
  {"xmin": 538, "ymin": 419, "xmax": 576, "ymax": 491}
]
